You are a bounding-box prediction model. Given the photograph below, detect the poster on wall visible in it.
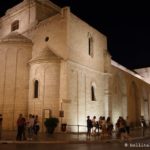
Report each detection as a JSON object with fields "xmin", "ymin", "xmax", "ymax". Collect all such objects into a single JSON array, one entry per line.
[{"xmin": 43, "ymin": 109, "xmax": 51, "ymax": 119}]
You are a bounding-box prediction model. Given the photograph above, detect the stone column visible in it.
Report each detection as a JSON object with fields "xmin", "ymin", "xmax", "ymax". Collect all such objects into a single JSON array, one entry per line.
[
  {"xmin": 104, "ymin": 89, "xmax": 111, "ymax": 117},
  {"xmin": 103, "ymin": 74, "xmax": 111, "ymax": 117}
]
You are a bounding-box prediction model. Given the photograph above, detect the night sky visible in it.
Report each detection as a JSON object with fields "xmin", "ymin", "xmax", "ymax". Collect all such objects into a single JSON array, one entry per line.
[{"xmin": 0, "ymin": 0, "xmax": 150, "ymax": 70}]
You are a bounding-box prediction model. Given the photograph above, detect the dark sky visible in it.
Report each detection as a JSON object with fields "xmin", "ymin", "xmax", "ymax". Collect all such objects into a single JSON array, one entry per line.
[{"xmin": 0, "ymin": 0, "xmax": 150, "ymax": 69}]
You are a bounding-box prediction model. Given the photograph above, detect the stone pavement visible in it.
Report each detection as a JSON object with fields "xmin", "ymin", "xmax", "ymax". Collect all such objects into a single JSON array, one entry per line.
[{"xmin": 0, "ymin": 127, "xmax": 150, "ymax": 144}]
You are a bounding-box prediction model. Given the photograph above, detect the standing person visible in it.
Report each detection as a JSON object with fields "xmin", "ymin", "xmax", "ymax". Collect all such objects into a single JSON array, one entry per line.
[
  {"xmin": 22, "ymin": 117, "xmax": 26, "ymax": 140},
  {"xmin": 140, "ymin": 116, "xmax": 147, "ymax": 137},
  {"xmin": 101, "ymin": 116, "xmax": 107, "ymax": 138},
  {"xmin": 106, "ymin": 116, "xmax": 113, "ymax": 136},
  {"xmin": 87, "ymin": 116, "xmax": 93, "ymax": 138},
  {"xmin": 99, "ymin": 116, "xmax": 103, "ymax": 130},
  {"xmin": 92, "ymin": 116, "xmax": 96, "ymax": 135},
  {"xmin": 16, "ymin": 114, "xmax": 25, "ymax": 141},
  {"xmin": 115, "ymin": 116, "xmax": 122, "ymax": 138},
  {"xmin": 26, "ymin": 114, "xmax": 34, "ymax": 140},
  {"xmin": 34, "ymin": 115, "xmax": 40, "ymax": 135},
  {"xmin": 140, "ymin": 116, "xmax": 146, "ymax": 128},
  {"xmin": 125, "ymin": 116, "xmax": 130, "ymax": 135}
]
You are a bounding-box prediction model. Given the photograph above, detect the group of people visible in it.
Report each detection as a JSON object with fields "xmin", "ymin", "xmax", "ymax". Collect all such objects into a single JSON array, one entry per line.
[
  {"xmin": 87, "ymin": 115, "xmax": 130, "ymax": 140},
  {"xmin": 16, "ymin": 114, "xmax": 40, "ymax": 141},
  {"xmin": 87, "ymin": 116, "xmax": 113, "ymax": 138}
]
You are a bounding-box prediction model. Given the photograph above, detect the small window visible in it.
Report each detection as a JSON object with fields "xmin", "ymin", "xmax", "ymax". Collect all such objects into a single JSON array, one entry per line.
[
  {"xmin": 45, "ymin": 36, "xmax": 49, "ymax": 42},
  {"xmin": 11, "ymin": 20, "xmax": 19, "ymax": 31},
  {"xmin": 91, "ymin": 85, "xmax": 96, "ymax": 101},
  {"xmin": 34, "ymin": 80, "xmax": 39, "ymax": 98},
  {"xmin": 88, "ymin": 34, "xmax": 93, "ymax": 57}
]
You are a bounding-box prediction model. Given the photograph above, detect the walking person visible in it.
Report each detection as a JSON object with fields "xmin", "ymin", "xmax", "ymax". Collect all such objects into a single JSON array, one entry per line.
[{"xmin": 118, "ymin": 117, "xmax": 129, "ymax": 141}]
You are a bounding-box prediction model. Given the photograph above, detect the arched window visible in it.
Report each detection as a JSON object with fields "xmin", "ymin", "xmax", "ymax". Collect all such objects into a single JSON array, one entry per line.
[
  {"xmin": 91, "ymin": 85, "xmax": 96, "ymax": 101},
  {"xmin": 34, "ymin": 80, "xmax": 39, "ymax": 98},
  {"xmin": 11, "ymin": 20, "xmax": 19, "ymax": 31}
]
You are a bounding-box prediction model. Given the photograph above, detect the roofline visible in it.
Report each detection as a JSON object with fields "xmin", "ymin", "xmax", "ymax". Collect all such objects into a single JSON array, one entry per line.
[{"xmin": 111, "ymin": 60, "xmax": 149, "ymax": 84}]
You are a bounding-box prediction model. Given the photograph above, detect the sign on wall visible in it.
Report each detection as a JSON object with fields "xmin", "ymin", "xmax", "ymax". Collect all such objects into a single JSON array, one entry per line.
[{"xmin": 43, "ymin": 109, "xmax": 51, "ymax": 119}]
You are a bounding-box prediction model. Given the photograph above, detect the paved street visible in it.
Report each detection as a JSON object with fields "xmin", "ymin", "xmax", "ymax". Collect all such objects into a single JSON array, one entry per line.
[
  {"xmin": 1, "ymin": 138, "xmax": 150, "ymax": 150},
  {"xmin": 0, "ymin": 127, "xmax": 150, "ymax": 150},
  {"xmin": 1, "ymin": 127, "xmax": 150, "ymax": 142},
  {"xmin": 0, "ymin": 143, "xmax": 133, "ymax": 150}
]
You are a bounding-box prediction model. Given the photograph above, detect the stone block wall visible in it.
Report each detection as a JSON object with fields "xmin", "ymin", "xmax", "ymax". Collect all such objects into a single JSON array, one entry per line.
[
  {"xmin": 0, "ymin": 43, "xmax": 32, "ymax": 130},
  {"xmin": 68, "ymin": 13, "xmax": 108, "ymax": 72},
  {"xmin": 61, "ymin": 61, "xmax": 105, "ymax": 132}
]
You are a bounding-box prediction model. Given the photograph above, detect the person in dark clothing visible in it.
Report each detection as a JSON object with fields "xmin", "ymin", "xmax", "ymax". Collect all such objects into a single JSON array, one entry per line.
[
  {"xmin": 16, "ymin": 114, "xmax": 26, "ymax": 141},
  {"xmin": 106, "ymin": 116, "xmax": 113, "ymax": 136},
  {"xmin": 87, "ymin": 116, "xmax": 93, "ymax": 138},
  {"xmin": 125, "ymin": 116, "xmax": 130, "ymax": 135},
  {"xmin": 22, "ymin": 117, "xmax": 26, "ymax": 140},
  {"xmin": 33, "ymin": 115, "xmax": 40, "ymax": 135}
]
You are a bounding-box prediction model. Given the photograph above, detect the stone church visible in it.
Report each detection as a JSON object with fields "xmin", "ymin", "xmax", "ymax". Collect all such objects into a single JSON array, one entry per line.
[{"xmin": 0, "ymin": 0, "xmax": 150, "ymax": 132}]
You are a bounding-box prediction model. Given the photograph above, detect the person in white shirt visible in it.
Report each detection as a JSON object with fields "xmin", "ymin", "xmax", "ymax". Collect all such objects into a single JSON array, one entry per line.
[{"xmin": 26, "ymin": 114, "xmax": 34, "ymax": 140}]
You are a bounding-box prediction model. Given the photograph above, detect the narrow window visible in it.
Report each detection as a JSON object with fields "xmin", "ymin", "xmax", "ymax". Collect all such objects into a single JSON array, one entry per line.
[
  {"xmin": 45, "ymin": 36, "xmax": 49, "ymax": 42},
  {"xmin": 91, "ymin": 85, "xmax": 96, "ymax": 101},
  {"xmin": 88, "ymin": 37, "xmax": 91, "ymax": 55},
  {"xmin": 34, "ymin": 80, "xmax": 39, "ymax": 98},
  {"xmin": 11, "ymin": 20, "xmax": 19, "ymax": 31},
  {"xmin": 88, "ymin": 36, "xmax": 93, "ymax": 57}
]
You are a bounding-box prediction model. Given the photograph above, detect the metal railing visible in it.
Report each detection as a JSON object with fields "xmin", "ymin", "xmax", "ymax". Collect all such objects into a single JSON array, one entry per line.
[
  {"xmin": 65, "ymin": 124, "xmax": 87, "ymax": 134},
  {"xmin": 64, "ymin": 123, "xmax": 150, "ymax": 139}
]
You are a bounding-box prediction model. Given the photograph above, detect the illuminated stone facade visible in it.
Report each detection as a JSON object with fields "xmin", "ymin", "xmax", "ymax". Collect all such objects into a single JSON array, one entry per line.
[{"xmin": 0, "ymin": 0, "xmax": 150, "ymax": 131}]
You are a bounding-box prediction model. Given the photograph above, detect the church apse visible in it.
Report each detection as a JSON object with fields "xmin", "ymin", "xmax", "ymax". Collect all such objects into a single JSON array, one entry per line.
[{"xmin": 28, "ymin": 47, "xmax": 61, "ymax": 131}]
